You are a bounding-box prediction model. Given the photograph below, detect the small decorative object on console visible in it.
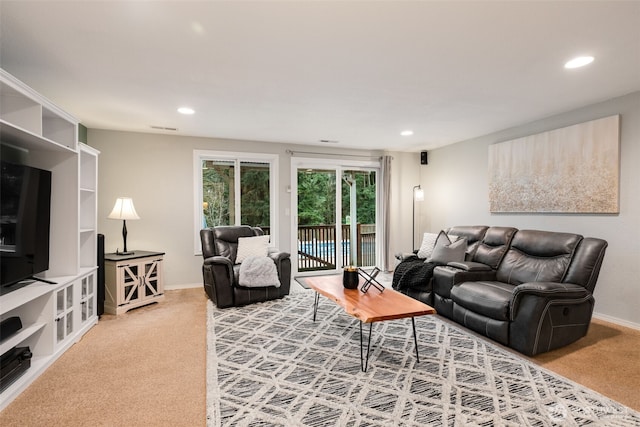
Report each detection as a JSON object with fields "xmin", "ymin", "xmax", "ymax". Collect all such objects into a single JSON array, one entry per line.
[
  {"xmin": 359, "ymin": 267, "xmax": 384, "ymax": 294},
  {"xmin": 342, "ymin": 266, "xmax": 359, "ymax": 289}
]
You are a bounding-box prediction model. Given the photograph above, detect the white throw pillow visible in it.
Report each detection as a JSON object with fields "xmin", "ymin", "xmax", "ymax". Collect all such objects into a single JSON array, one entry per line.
[
  {"xmin": 417, "ymin": 231, "xmax": 448, "ymax": 259},
  {"xmin": 235, "ymin": 235, "xmax": 270, "ymax": 264}
]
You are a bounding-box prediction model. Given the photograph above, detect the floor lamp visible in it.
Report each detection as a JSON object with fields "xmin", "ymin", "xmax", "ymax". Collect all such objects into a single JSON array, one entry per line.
[
  {"xmin": 107, "ymin": 197, "xmax": 140, "ymax": 255},
  {"xmin": 412, "ymin": 185, "xmax": 424, "ymax": 250}
]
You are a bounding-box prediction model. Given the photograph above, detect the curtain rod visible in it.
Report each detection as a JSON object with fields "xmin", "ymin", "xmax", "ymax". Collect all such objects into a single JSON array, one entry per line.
[{"xmin": 286, "ymin": 149, "xmax": 384, "ymax": 160}]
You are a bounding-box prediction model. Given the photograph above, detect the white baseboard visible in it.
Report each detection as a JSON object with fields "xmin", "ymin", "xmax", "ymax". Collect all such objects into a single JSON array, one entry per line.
[
  {"xmin": 593, "ymin": 312, "xmax": 640, "ymax": 331},
  {"xmin": 165, "ymin": 283, "xmax": 201, "ymax": 290}
]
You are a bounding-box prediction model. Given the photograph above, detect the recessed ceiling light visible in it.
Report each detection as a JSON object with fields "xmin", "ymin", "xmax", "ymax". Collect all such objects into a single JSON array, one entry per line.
[
  {"xmin": 177, "ymin": 107, "xmax": 195, "ymax": 115},
  {"xmin": 564, "ymin": 56, "xmax": 594, "ymax": 69},
  {"xmin": 400, "ymin": 130, "xmax": 414, "ymax": 136}
]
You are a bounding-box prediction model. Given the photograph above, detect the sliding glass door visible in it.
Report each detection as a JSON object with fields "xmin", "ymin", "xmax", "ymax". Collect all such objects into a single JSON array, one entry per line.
[
  {"xmin": 296, "ymin": 168, "xmax": 338, "ymax": 272},
  {"xmin": 292, "ymin": 158, "xmax": 379, "ymax": 276},
  {"xmin": 342, "ymin": 169, "xmax": 377, "ymax": 268}
]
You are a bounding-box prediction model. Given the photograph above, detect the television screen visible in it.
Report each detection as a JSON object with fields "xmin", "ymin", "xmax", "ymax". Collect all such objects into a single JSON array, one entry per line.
[{"xmin": 0, "ymin": 161, "xmax": 52, "ymax": 293}]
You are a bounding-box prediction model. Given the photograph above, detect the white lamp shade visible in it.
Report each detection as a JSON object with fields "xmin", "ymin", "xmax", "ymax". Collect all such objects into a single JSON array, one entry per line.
[
  {"xmin": 107, "ymin": 197, "xmax": 140, "ymax": 220},
  {"xmin": 414, "ymin": 188, "xmax": 424, "ymax": 202}
]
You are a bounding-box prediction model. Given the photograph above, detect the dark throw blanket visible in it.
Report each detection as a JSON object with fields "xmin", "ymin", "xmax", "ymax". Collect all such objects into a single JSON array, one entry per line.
[{"xmin": 392, "ymin": 259, "xmax": 437, "ymax": 291}]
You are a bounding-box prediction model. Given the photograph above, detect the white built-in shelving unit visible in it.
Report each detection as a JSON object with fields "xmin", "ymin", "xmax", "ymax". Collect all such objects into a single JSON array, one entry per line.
[{"xmin": 0, "ymin": 69, "xmax": 100, "ymax": 411}]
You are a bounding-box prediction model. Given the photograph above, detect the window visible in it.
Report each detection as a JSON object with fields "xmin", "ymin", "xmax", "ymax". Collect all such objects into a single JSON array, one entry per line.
[{"xmin": 194, "ymin": 151, "xmax": 278, "ymax": 253}]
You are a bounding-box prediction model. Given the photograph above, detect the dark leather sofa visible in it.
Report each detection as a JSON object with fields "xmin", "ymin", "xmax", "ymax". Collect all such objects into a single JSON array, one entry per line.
[
  {"xmin": 200, "ymin": 226, "xmax": 291, "ymax": 308},
  {"xmin": 396, "ymin": 226, "xmax": 608, "ymax": 356}
]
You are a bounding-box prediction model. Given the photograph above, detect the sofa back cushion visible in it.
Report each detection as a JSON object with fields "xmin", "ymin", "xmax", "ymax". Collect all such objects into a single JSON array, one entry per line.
[
  {"xmin": 563, "ymin": 237, "xmax": 608, "ymax": 293},
  {"xmin": 496, "ymin": 230, "xmax": 582, "ymax": 285},
  {"xmin": 473, "ymin": 226, "xmax": 518, "ymax": 269},
  {"xmin": 446, "ymin": 226, "xmax": 488, "ymax": 260}
]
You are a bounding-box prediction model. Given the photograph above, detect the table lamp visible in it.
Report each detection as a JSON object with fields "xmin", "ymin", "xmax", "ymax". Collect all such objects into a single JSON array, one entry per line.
[{"xmin": 107, "ymin": 197, "xmax": 140, "ymax": 255}]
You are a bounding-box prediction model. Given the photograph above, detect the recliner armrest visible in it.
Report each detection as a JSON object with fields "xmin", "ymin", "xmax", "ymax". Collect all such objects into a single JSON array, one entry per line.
[
  {"xmin": 267, "ymin": 248, "xmax": 291, "ymax": 263},
  {"xmin": 203, "ymin": 255, "xmax": 234, "ymax": 287},
  {"xmin": 447, "ymin": 261, "xmax": 492, "ymax": 271},
  {"xmin": 510, "ymin": 282, "xmax": 590, "ymax": 321},
  {"xmin": 203, "ymin": 255, "xmax": 234, "ymax": 268}
]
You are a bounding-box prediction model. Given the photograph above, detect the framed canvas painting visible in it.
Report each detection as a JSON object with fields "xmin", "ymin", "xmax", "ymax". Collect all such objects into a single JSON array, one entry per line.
[{"xmin": 488, "ymin": 115, "xmax": 619, "ymax": 213}]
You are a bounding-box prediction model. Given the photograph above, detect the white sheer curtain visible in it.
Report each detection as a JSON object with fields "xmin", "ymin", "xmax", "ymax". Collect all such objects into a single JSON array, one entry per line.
[{"xmin": 379, "ymin": 155, "xmax": 393, "ymax": 271}]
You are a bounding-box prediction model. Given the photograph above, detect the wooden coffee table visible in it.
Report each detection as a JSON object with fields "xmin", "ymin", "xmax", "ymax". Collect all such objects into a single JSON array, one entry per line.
[{"xmin": 305, "ymin": 274, "xmax": 436, "ymax": 371}]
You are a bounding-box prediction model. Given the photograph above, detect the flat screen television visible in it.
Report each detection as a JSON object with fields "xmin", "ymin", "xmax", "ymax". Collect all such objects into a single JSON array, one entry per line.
[{"xmin": 0, "ymin": 160, "xmax": 52, "ymax": 294}]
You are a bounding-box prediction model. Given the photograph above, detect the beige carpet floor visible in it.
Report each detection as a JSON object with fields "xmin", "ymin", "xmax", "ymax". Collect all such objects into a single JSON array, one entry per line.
[
  {"xmin": 0, "ymin": 288, "xmax": 206, "ymax": 427},
  {"xmin": 533, "ymin": 316, "xmax": 640, "ymax": 412},
  {"xmin": 0, "ymin": 286, "xmax": 638, "ymax": 426}
]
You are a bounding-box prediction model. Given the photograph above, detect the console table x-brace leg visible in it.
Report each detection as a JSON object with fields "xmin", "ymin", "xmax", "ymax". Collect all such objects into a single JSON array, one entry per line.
[{"xmin": 359, "ymin": 318, "xmax": 420, "ymax": 372}]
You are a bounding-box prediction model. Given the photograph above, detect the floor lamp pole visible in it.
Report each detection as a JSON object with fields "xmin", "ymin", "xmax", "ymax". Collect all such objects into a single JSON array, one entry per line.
[{"xmin": 412, "ymin": 185, "xmax": 421, "ymax": 251}]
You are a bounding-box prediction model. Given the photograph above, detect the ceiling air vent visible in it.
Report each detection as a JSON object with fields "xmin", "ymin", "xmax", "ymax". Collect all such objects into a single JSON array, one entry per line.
[
  {"xmin": 319, "ymin": 139, "xmax": 339, "ymax": 144},
  {"xmin": 150, "ymin": 125, "xmax": 178, "ymax": 131}
]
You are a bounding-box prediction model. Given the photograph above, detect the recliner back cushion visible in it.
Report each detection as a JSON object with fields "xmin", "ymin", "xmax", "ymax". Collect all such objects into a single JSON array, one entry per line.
[
  {"xmin": 473, "ymin": 227, "xmax": 517, "ymax": 269},
  {"xmin": 212, "ymin": 226, "xmax": 260, "ymax": 262},
  {"xmin": 496, "ymin": 230, "xmax": 582, "ymax": 285}
]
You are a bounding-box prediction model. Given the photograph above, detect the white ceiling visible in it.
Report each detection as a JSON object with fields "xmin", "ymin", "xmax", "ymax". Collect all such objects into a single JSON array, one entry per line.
[{"xmin": 1, "ymin": 1, "xmax": 639, "ymax": 151}]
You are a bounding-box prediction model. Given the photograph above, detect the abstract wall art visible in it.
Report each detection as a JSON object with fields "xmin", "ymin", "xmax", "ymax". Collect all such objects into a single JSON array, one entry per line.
[{"xmin": 488, "ymin": 115, "xmax": 620, "ymax": 213}]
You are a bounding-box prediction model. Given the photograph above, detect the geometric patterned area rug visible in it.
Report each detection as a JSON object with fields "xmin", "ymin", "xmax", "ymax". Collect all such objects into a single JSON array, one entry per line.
[{"xmin": 207, "ymin": 291, "xmax": 640, "ymax": 426}]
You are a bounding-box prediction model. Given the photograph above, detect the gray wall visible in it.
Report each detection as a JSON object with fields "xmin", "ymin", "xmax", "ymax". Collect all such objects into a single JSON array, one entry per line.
[
  {"xmin": 416, "ymin": 91, "xmax": 640, "ymax": 327},
  {"xmin": 88, "ymin": 130, "xmax": 386, "ymax": 288},
  {"xmin": 90, "ymin": 91, "xmax": 639, "ymax": 327}
]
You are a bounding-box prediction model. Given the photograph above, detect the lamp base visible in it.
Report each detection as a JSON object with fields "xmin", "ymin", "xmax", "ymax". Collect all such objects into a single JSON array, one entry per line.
[{"xmin": 116, "ymin": 250, "xmax": 135, "ymax": 256}]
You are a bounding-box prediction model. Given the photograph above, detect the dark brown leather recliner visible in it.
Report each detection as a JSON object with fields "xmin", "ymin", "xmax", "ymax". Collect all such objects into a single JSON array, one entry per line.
[
  {"xmin": 200, "ymin": 226, "xmax": 291, "ymax": 308},
  {"xmin": 436, "ymin": 229, "xmax": 607, "ymax": 356}
]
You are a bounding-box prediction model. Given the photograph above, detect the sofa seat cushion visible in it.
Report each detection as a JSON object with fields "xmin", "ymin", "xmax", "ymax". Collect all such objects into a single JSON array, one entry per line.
[{"xmin": 451, "ymin": 281, "xmax": 516, "ymax": 321}]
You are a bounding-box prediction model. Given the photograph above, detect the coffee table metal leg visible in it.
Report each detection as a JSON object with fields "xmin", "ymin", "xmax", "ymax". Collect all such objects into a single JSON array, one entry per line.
[
  {"xmin": 412, "ymin": 317, "xmax": 420, "ymax": 363},
  {"xmin": 313, "ymin": 292, "xmax": 319, "ymax": 322},
  {"xmin": 360, "ymin": 321, "xmax": 373, "ymax": 372}
]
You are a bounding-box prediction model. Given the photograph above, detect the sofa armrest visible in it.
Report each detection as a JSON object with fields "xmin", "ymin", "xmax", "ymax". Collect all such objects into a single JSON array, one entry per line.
[
  {"xmin": 510, "ymin": 282, "xmax": 590, "ymax": 321},
  {"xmin": 509, "ymin": 282, "xmax": 594, "ymax": 355},
  {"xmin": 395, "ymin": 251, "xmax": 419, "ymax": 262},
  {"xmin": 447, "ymin": 261, "xmax": 493, "ymax": 271},
  {"xmin": 433, "ymin": 266, "xmax": 497, "ymax": 299}
]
